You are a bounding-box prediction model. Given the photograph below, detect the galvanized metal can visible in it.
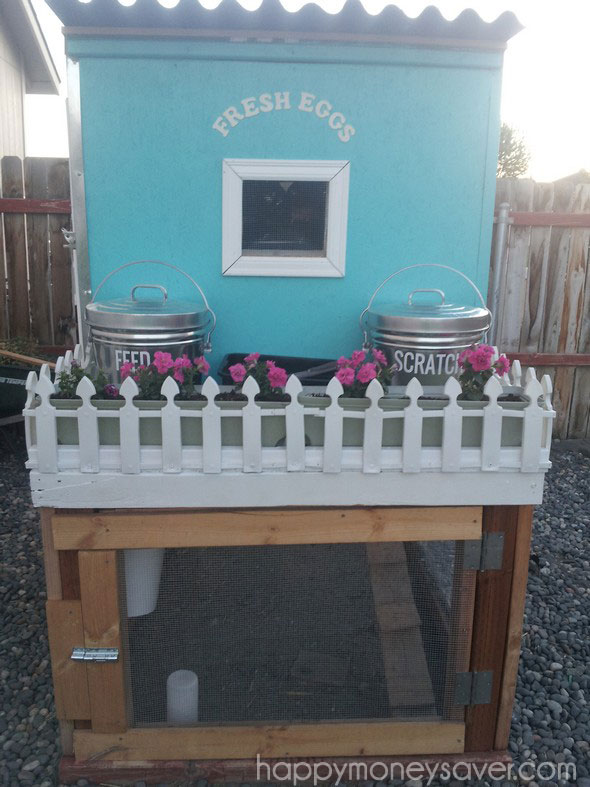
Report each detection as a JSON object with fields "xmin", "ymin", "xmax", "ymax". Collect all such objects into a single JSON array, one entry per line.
[
  {"xmin": 85, "ymin": 261, "xmax": 215, "ymax": 384},
  {"xmin": 360, "ymin": 264, "xmax": 491, "ymax": 385}
]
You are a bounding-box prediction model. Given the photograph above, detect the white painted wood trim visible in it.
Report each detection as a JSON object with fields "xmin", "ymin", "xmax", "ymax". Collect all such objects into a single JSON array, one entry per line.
[
  {"xmin": 30, "ymin": 470, "xmax": 547, "ymax": 509},
  {"xmin": 222, "ymin": 158, "xmax": 349, "ymax": 277}
]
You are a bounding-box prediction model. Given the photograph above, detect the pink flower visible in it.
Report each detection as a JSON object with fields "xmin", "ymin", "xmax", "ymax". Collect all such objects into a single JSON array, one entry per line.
[
  {"xmin": 173, "ymin": 368, "xmax": 184, "ymax": 384},
  {"xmin": 479, "ymin": 344, "xmax": 495, "ymax": 356},
  {"xmin": 457, "ymin": 348, "xmax": 473, "ymax": 368},
  {"xmin": 229, "ymin": 363, "xmax": 247, "ymax": 383},
  {"xmin": 372, "ymin": 348, "xmax": 387, "ymax": 366},
  {"xmin": 194, "ymin": 356, "xmax": 210, "ymax": 375},
  {"xmin": 267, "ymin": 365, "xmax": 288, "ymax": 389},
  {"xmin": 495, "ymin": 355, "xmax": 511, "ymax": 376},
  {"xmin": 470, "ymin": 347, "xmax": 494, "ymax": 372},
  {"xmin": 120, "ymin": 361, "xmax": 134, "ymax": 380},
  {"xmin": 337, "ymin": 356, "xmax": 351, "ymax": 368},
  {"xmin": 266, "ymin": 360, "xmax": 276, "ymax": 369},
  {"xmin": 335, "ymin": 367, "xmax": 355, "ymax": 386},
  {"xmin": 153, "ymin": 351, "xmax": 174, "ymax": 374},
  {"xmin": 244, "ymin": 352, "xmax": 260, "ymax": 367},
  {"xmin": 356, "ymin": 362, "xmax": 377, "ymax": 384},
  {"xmin": 350, "ymin": 350, "xmax": 366, "ymax": 368},
  {"xmin": 174, "ymin": 355, "xmax": 192, "ymax": 370},
  {"xmin": 104, "ymin": 384, "xmax": 119, "ymax": 398}
]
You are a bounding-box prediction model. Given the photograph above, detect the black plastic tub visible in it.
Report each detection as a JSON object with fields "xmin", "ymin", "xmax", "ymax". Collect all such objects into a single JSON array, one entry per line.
[
  {"xmin": 0, "ymin": 365, "xmax": 32, "ymax": 418},
  {"xmin": 218, "ymin": 354, "xmax": 336, "ymax": 386}
]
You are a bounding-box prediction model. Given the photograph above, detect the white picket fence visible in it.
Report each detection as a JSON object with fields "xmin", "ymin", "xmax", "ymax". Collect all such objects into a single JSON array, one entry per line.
[{"xmin": 24, "ymin": 347, "xmax": 554, "ymax": 480}]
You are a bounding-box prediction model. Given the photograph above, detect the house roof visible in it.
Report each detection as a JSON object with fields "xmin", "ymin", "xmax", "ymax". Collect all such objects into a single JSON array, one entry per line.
[
  {"xmin": 1, "ymin": 0, "xmax": 60, "ymax": 94},
  {"xmin": 45, "ymin": 0, "xmax": 523, "ymax": 50}
]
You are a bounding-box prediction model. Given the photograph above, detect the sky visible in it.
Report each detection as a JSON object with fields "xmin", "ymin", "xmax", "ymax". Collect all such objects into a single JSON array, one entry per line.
[{"xmin": 26, "ymin": 0, "xmax": 590, "ymax": 182}]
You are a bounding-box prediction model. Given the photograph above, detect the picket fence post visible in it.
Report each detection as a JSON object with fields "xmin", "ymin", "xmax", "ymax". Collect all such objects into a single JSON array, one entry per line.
[
  {"xmin": 75, "ymin": 376, "xmax": 99, "ymax": 473},
  {"xmin": 202, "ymin": 377, "xmax": 222, "ymax": 474},
  {"xmin": 35, "ymin": 373, "xmax": 58, "ymax": 473},
  {"xmin": 323, "ymin": 377, "xmax": 344, "ymax": 473},
  {"xmin": 522, "ymin": 372, "xmax": 544, "ymax": 472},
  {"xmin": 402, "ymin": 377, "xmax": 423, "ymax": 473},
  {"xmin": 285, "ymin": 375, "xmax": 305, "ymax": 471},
  {"xmin": 362, "ymin": 378, "xmax": 384, "ymax": 473},
  {"xmin": 442, "ymin": 377, "xmax": 462, "ymax": 472},
  {"xmin": 24, "ymin": 371, "xmax": 37, "ymax": 454},
  {"xmin": 120, "ymin": 377, "xmax": 140, "ymax": 474},
  {"xmin": 481, "ymin": 376, "xmax": 503, "ymax": 471},
  {"xmin": 242, "ymin": 376, "xmax": 262, "ymax": 473},
  {"xmin": 161, "ymin": 377, "xmax": 182, "ymax": 473}
]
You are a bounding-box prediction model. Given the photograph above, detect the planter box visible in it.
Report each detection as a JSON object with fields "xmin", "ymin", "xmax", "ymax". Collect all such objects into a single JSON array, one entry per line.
[
  {"xmin": 50, "ymin": 398, "xmax": 288, "ymax": 448},
  {"xmin": 300, "ymin": 395, "xmax": 525, "ymax": 448},
  {"xmin": 49, "ymin": 396, "xmax": 525, "ymax": 449}
]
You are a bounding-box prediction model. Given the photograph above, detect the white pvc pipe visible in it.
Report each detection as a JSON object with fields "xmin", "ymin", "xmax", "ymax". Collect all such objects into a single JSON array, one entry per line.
[
  {"xmin": 490, "ymin": 202, "xmax": 512, "ymax": 345},
  {"xmin": 167, "ymin": 670, "xmax": 199, "ymax": 725},
  {"xmin": 124, "ymin": 548, "xmax": 165, "ymax": 617}
]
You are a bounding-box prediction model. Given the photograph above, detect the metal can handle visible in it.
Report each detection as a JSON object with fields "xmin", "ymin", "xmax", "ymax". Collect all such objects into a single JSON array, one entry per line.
[
  {"xmin": 90, "ymin": 260, "xmax": 216, "ymax": 351},
  {"xmin": 408, "ymin": 288, "xmax": 445, "ymax": 306},
  {"xmin": 359, "ymin": 263, "xmax": 491, "ymax": 348},
  {"xmin": 131, "ymin": 284, "xmax": 168, "ymax": 303}
]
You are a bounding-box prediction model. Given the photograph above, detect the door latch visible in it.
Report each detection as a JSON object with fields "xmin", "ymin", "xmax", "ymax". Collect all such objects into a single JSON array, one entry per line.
[{"xmin": 71, "ymin": 647, "xmax": 119, "ymax": 662}]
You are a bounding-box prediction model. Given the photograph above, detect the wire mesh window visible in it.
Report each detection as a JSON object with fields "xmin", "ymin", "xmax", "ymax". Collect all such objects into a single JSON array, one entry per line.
[
  {"xmin": 122, "ymin": 540, "xmax": 474, "ymax": 727},
  {"xmin": 242, "ymin": 180, "xmax": 329, "ymax": 257}
]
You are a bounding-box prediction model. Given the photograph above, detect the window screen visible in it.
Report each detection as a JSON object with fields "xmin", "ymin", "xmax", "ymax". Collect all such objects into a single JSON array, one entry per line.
[
  {"xmin": 123, "ymin": 540, "xmax": 474, "ymax": 727},
  {"xmin": 242, "ymin": 180, "xmax": 328, "ymax": 256}
]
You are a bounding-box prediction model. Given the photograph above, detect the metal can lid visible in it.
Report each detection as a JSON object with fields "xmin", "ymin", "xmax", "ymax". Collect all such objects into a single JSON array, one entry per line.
[
  {"xmin": 367, "ymin": 300, "xmax": 491, "ymax": 337},
  {"xmin": 86, "ymin": 293, "xmax": 209, "ymax": 332}
]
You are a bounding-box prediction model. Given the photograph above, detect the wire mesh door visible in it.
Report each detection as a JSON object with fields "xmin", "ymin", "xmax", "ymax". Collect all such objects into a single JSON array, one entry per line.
[{"xmin": 121, "ymin": 539, "xmax": 475, "ymax": 728}]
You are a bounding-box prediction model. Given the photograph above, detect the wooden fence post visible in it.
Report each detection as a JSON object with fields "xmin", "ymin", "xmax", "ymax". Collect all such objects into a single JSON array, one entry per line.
[{"xmin": 1, "ymin": 156, "xmax": 30, "ymax": 337}]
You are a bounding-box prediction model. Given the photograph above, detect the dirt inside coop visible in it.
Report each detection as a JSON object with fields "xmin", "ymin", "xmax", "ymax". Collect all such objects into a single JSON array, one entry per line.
[{"xmin": 123, "ymin": 541, "xmax": 471, "ymax": 727}]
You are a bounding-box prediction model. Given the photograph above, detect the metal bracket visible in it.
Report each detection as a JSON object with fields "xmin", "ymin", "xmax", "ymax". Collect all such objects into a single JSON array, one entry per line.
[
  {"xmin": 463, "ymin": 532, "xmax": 504, "ymax": 571},
  {"xmin": 454, "ymin": 671, "xmax": 493, "ymax": 706},
  {"xmin": 62, "ymin": 228, "xmax": 76, "ymax": 250},
  {"xmin": 71, "ymin": 647, "xmax": 119, "ymax": 662}
]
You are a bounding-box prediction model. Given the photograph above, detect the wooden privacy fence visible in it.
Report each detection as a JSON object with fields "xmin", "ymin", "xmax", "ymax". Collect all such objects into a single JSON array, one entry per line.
[
  {"xmin": 491, "ymin": 179, "xmax": 590, "ymax": 439},
  {"xmin": 0, "ymin": 156, "xmax": 73, "ymax": 347}
]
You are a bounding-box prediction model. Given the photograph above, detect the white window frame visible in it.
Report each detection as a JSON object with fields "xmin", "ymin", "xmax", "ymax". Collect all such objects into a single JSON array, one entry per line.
[{"xmin": 222, "ymin": 159, "xmax": 350, "ymax": 277}]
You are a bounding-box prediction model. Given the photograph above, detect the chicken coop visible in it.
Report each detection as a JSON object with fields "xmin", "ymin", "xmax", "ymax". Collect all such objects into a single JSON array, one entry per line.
[{"xmin": 24, "ymin": 1, "xmax": 555, "ymax": 784}]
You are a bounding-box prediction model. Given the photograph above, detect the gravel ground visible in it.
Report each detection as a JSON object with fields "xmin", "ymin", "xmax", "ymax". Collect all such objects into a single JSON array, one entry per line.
[{"xmin": 0, "ymin": 431, "xmax": 588, "ymax": 787}]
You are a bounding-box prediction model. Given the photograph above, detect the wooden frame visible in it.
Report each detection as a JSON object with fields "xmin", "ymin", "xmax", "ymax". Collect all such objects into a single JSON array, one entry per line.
[
  {"xmin": 51, "ymin": 506, "xmax": 482, "ymax": 550},
  {"xmin": 73, "ymin": 721, "xmax": 464, "ymax": 761},
  {"xmin": 60, "ymin": 750, "xmax": 513, "ymax": 785},
  {"xmin": 41, "ymin": 503, "xmax": 532, "ymax": 775},
  {"xmin": 222, "ymin": 158, "xmax": 349, "ymax": 277}
]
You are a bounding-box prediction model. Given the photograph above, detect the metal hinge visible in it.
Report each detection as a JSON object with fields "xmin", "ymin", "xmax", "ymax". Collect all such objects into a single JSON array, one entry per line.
[
  {"xmin": 463, "ymin": 532, "xmax": 504, "ymax": 571},
  {"xmin": 454, "ymin": 671, "xmax": 493, "ymax": 706},
  {"xmin": 71, "ymin": 647, "xmax": 119, "ymax": 662},
  {"xmin": 62, "ymin": 228, "xmax": 76, "ymax": 250}
]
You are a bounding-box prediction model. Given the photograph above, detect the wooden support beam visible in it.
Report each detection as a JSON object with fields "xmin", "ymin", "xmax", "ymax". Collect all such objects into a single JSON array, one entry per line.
[
  {"xmin": 366, "ymin": 543, "xmax": 436, "ymax": 713},
  {"xmin": 40, "ymin": 508, "xmax": 61, "ymax": 599},
  {"xmin": 58, "ymin": 551, "xmax": 81, "ymax": 600},
  {"xmin": 78, "ymin": 551, "xmax": 127, "ymax": 733},
  {"xmin": 494, "ymin": 505, "xmax": 533, "ymax": 749},
  {"xmin": 464, "ymin": 506, "xmax": 518, "ymax": 752},
  {"xmin": 73, "ymin": 721, "xmax": 465, "ymax": 761},
  {"xmin": 61, "ymin": 750, "xmax": 511, "ymax": 785},
  {"xmin": 442, "ymin": 543, "xmax": 477, "ymax": 722},
  {"xmin": 508, "ymin": 352, "xmax": 590, "ymax": 367},
  {"xmin": 46, "ymin": 600, "xmax": 91, "ymax": 720},
  {"xmin": 506, "ymin": 211, "xmax": 590, "ymax": 228},
  {"xmin": 0, "ymin": 197, "xmax": 71, "ymax": 214},
  {"xmin": 52, "ymin": 507, "xmax": 482, "ymax": 550}
]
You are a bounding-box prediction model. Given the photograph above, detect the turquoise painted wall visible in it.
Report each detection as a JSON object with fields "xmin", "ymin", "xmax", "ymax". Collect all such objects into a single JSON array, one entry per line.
[{"xmin": 69, "ymin": 36, "xmax": 503, "ymax": 375}]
